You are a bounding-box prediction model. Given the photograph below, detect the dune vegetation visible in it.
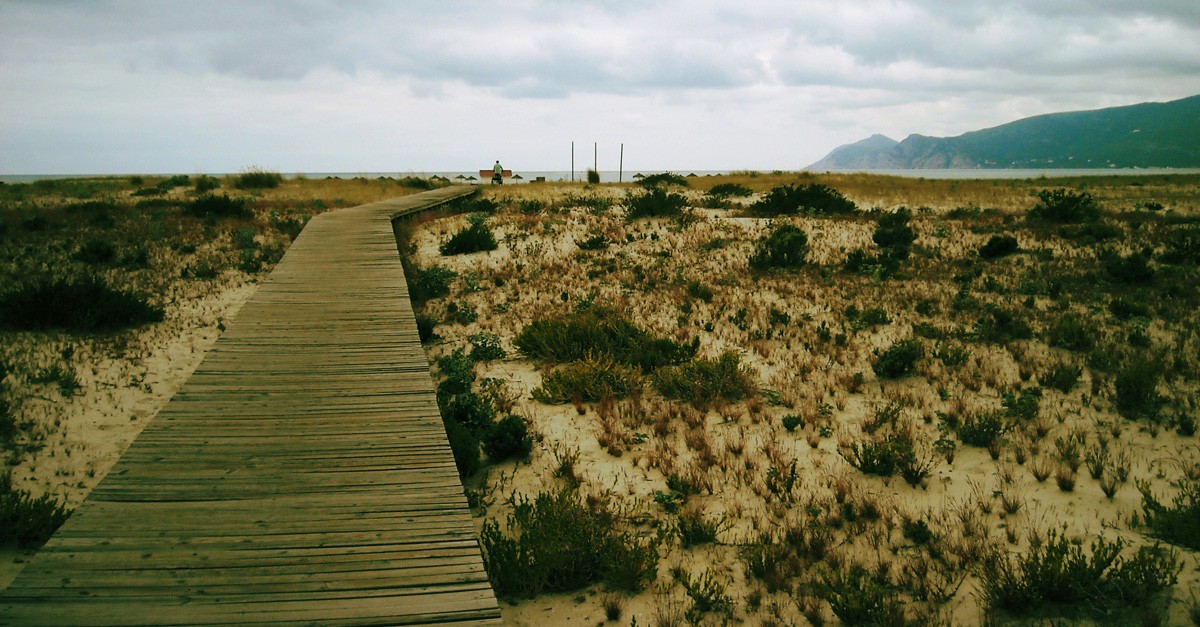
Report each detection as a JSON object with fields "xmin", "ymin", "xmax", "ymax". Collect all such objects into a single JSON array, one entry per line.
[{"xmin": 399, "ymin": 171, "xmax": 1200, "ymax": 625}]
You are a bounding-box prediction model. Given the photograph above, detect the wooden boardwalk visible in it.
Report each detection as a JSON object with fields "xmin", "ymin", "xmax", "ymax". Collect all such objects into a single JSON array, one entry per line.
[{"xmin": 0, "ymin": 186, "xmax": 503, "ymax": 625}]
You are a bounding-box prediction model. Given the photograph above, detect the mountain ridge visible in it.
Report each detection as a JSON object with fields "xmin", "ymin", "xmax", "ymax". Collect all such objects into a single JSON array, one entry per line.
[{"xmin": 808, "ymin": 94, "xmax": 1200, "ymax": 170}]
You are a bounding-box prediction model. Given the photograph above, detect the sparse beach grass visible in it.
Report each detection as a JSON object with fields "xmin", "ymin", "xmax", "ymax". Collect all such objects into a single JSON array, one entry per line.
[
  {"xmin": 0, "ymin": 172, "xmax": 434, "ymax": 579},
  {"xmin": 404, "ymin": 172, "xmax": 1200, "ymax": 625}
]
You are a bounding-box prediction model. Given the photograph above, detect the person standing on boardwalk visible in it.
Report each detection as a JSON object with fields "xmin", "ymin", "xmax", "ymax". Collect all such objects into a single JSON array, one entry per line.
[{"xmin": 492, "ymin": 160, "xmax": 503, "ymax": 184}]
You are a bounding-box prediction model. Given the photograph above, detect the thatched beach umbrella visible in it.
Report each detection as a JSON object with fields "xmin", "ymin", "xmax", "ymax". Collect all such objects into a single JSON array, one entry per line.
[
  {"xmin": 512, "ymin": 174, "xmax": 524, "ymax": 180},
  {"xmin": 454, "ymin": 174, "xmax": 467, "ymax": 180},
  {"xmin": 633, "ymin": 173, "xmax": 644, "ymax": 179}
]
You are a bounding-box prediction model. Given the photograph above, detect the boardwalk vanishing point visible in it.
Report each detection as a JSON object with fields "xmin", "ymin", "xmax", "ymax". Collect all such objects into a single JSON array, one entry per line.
[{"xmin": 0, "ymin": 186, "xmax": 503, "ymax": 625}]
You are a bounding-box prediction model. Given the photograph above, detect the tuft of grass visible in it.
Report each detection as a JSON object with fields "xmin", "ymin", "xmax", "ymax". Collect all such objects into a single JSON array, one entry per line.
[
  {"xmin": 974, "ymin": 305, "xmax": 1033, "ymax": 344},
  {"xmin": 0, "ymin": 275, "xmax": 163, "ymax": 332},
  {"xmin": 706, "ymin": 183, "xmax": 752, "ymax": 198},
  {"xmin": 479, "ymin": 488, "xmax": 658, "ymax": 599},
  {"xmin": 406, "ymin": 264, "xmax": 456, "ymax": 304},
  {"xmin": 817, "ymin": 564, "xmax": 910, "ymax": 626},
  {"xmin": 232, "ymin": 168, "xmax": 283, "ymax": 189},
  {"xmin": 957, "ymin": 412, "xmax": 1008, "ymax": 448},
  {"xmin": 532, "ymin": 356, "xmax": 643, "ymax": 404},
  {"xmin": 514, "ymin": 307, "xmax": 696, "ymax": 372},
  {"xmin": 653, "ymin": 352, "xmax": 757, "ymax": 408},
  {"xmin": 1043, "ymin": 362, "xmax": 1082, "ymax": 393}
]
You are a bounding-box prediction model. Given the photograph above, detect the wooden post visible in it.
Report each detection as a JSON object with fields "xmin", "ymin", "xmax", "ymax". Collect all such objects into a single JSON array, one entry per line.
[
  {"xmin": 619, "ymin": 143, "xmax": 624, "ymax": 183},
  {"xmin": 593, "ymin": 142, "xmax": 598, "ymax": 178},
  {"xmin": 571, "ymin": 141, "xmax": 575, "ymax": 182}
]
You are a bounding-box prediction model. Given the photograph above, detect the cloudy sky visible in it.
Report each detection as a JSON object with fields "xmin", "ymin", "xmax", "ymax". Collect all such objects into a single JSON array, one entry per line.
[{"xmin": 2, "ymin": 0, "xmax": 1198, "ymax": 175}]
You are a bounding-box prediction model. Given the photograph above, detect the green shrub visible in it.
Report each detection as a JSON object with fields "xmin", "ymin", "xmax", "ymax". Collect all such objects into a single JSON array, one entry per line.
[
  {"xmin": 1102, "ymin": 250, "xmax": 1155, "ymax": 284},
  {"xmin": 0, "ymin": 473, "xmax": 70, "ymax": 549},
  {"xmin": 1002, "ymin": 387, "xmax": 1042, "ymax": 421},
  {"xmin": 1115, "ymin": 359, "xmax": 1162, "ymax": 419},
  {"xmin": 193, "ymin": 175, "xmax": 220, "ymax": 193},
  {"xmin": 625, "ymin": 187, "xmax": 689, "ymax": 219},
  {"xmin": 1043, "ymin": 362, "xmax": 1082, "ymax": 393},
  {"xmin": 407, "ymin": 264, "xmax": 456, "ymax": 303},
  {"xmin": 980, "ymin": 234, "xmax": 1019, "ymax": 259},
  {"xmin": 636, "ymin": 172, "xmax": 689, "ymax": 188},
  {"xmin": 1027, "ymin": 188, "xmax": 1101, "ymax": 224},
  {"xmin": 576, "ymin": 233, "xmax": 609, "ymax": 251},
  {"xmin": 653, "ymin": 352, "xmax": 757, "ymax": 408},
  {"xmin": 841, "ymin": 433, "xmax": 913, "ymax": 477},
  {"xmin": 532, "ymin": 356, "xmax": 643, "ymax": 403},
  {"xmin": 468, "ymin": 332, "xmax": 507, "ymax": 361},
  {"xmin": 438, "ymin": 391, "xmax": 496, "ymax": 433},
  {"xmin": 818, "ymin": 564, "xmax": 910, "ymax": 626},
  {"xmin": 514, "ymin": 307, "xmax": 696, "ymax": 372},
  {"xmin": 974, "ymin": 305, "xmax": 1033, "ymax": 343},
  {"xmin": 872, "ymin": 339, "xmax": 924, "ymax": 379},
  {"xmin": 483, "ymin": 415, "xmax": 532, "ymax": 461},
  {"xmin": 440, "ymin": 214, "xmax": 498, "ymax": 255},
  {"xmin": 233, "ymin": 168, "xmax": 283, "ymax": 189},
  {"xmin": 979, "ymin": 528, "xmax": 1179, "ymax": 616},
  {"xmin": 706, "ymin": 183, "xmax": 751, "ymax": 198},
  {"xmin": 479, "ymin": 488, "xmax": 658, "ymax": 599},
  {"xmin": 1138, "ymin": 479, "xmax": 1200, "ymax": 550},
  {"xmin": 397, "ymin": 175, "xmax": 436, "ymax": 190},
  {"xmin": 1109, "ymin": 297, "xmax": 1151, "ymax": 320},
  {"xmin": 957, "ymin": 412, "xmax": 1008, "ymax": 448},
  {"xmin": 415, "ymin": 313, "xmax": 439, "ymax": 343},
  {"xmin": 748, "ymin": 183, "xmax": 856, "ymax": 217},
  {"xmin": 0, "ymin": 276, "xmax": 163, "ymax": 332},
  {"xmin": 873, "ymin": 207, "xmax": 916, "ymax": 259},
  {"xmin": 749, "ymin": 223, "xmax": 809, "ymax": 271},
  {"xmin": 677, "ymin": 509, "xmax": 721, "ymax": 547},
  {"xmin": 443, "ymin": 418, "xmax": 480, "ymax": 477},
  {"xmin": 686, "ymin": 280, "xmax": 714, "ymax": 303},
  {"xmin": 1160, "ymin": 224, "xmax": 1200, "ymax": 265},
  {"xmin": 586, "ymin": 169, "xmax": 601, "ymax": 184},
  {"xmin": 188, "ymin": 193, "xmax": 251, "ymax": 219},
  {"xmin": 74, "ymin": 238, "xmax": 117, "ymax": 264}
]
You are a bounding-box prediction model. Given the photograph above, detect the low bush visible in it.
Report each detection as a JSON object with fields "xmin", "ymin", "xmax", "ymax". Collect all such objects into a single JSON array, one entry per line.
[
  {"xmin": 677, "ymin": 509, "xmax": 721, "ymax": 547},
  {"xmin": 748, "ymin": 183, "xmax": 857, "ymax": 217},
  {"xmin": 74, "ymin": 238, "xmax": 118, "ymax": 264},
  {"xmin": 468, "ymin": 332, "xmax": 506, "ymax": 361},
  {"xmin": 407, "ymin": 264, "xmax": 456, "ymax": 303},
  {"xmin": 1115, "ymin": 359, "xmax": 1162, "ymax": 419},
  {"xmin": 479, "ymin": 488, "xmax": 658, "ymax": 599},
  {"xmin": 397, "ymin": 175, "xmax": 436, "ymax": 190},
  {"xmin": 841, "ymin": 433, "xmax": 914, "ymax": 477},
  {"xmin": 188, "ymin": 193, "xmax": 251, "ymax": 219},
  {"xmin": 748, "ymin": 223, "xmax": 809, "ymax": 271},
  {"xmin": 653, "ymin": 352, "xmax": 757, "ymax": 408},
  {"xmin": 443, "ymin": 418, "xmax": 480, "ymax": 477},
  {"xmin": 706, "ymin": 183, "xmax": 751, "ymax": 198},
  {"xmin": 625, "ymin": 187, "xmax": 689, "ymax": 219},
  {"xmin": 979, "ymin": 528, "xmax": 1180, "ymax": 617},
  {"xmin": 636, "ymin": 172, "xmax": 689, "ymax": 188},
  {"xmin": 193, "ymin": 175, "xmax": 220, "ymax": 193},
  {"xmin": 483, "ymin": 415, "xmax": 532, "ymax": 461},
  {"xmin": 873, "ymin": 207, "xmax": 916, "ymax": 260},
  {"xmin": 415, "ymin": 313, "xmax": 439, "ymax": 343},
  {"xmin": 0, "ymin": 275, "xmax": 163, "ymax": 332},
  {"xmin": 0, "ymin": 473, "xmax": 70, "ymax": 549},
  {"xmin": 1138, "ymin": 479, "xmax": 1200, "ymax": 550},
  {"xmin": 1002, "ymin": 387, "xmax": 1042, "ymax": 421},
  {"xmin": 980, "ymin": 234, "xmax": 1019, "ymax": 259},
  {"xmin": 1047, "ymin": 314, "xmax": 1096, "ymax": 352},
  {"xmin": 872, "ymin": 338, "xmax": 924, "ymax": 379},
  {"xmin": 233, "ymin": 168, "xmax": 283, "ymax": 189},
  {"xmin": 532, "ymin": 356, "xmax": 643, "ymax": 403},
  {"xmin": 1109, "ymin": 297, "xmax": 1151, "ymax": 320},
  {"xmin": 439, "ymin": 214, "xmax": 498, "ymax": 255},
  {"xmin": 1043, "ymin": 362, "xmax": 1081, "ymax": 393},
  {"xmin": 818, "ymin": 564, "xmax": 910, "ymax": 626},
  {"xmin": 957, "ymin": 412, "xmax": 1008, "ymax": 448},
  {"xmin": 974, "ymin": 305, "xmax": 1033, "ymax": 344},
  {"xmin": 1027, "ymin": 188, "xmax": 1101, "ymax": 224},
  {"xmin": 1102, "ymin": 250, "xmax": 1155, "ymax": 284},
  {"xmin": 514, "ymin": 307, "xmax": 696, "ymax": 372}
]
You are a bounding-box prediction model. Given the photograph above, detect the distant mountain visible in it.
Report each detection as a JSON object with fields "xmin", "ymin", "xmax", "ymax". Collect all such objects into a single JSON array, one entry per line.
[{"xmin": 808, "ymin": 94, "xmax": 1200, "ymax": 170}]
